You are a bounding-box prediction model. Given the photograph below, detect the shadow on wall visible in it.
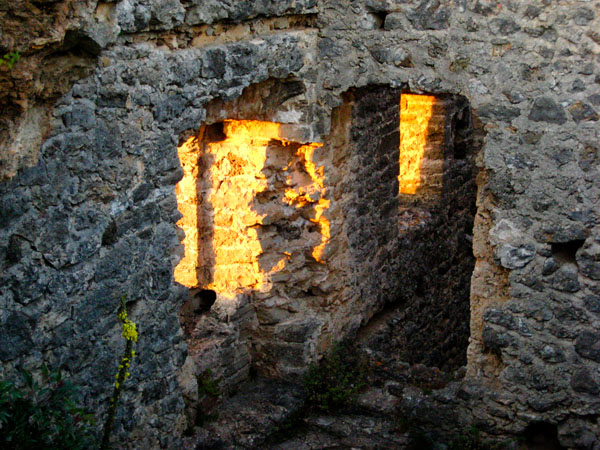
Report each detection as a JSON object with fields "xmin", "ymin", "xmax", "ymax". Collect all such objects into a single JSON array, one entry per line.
[
  {"xmin": 346, "ymin": 86, "xmax": 479, "ymax": 372},
  {"xmin": 394, "ymin": 92, "xmax": 479, "ymax": 370},
  {"xmin": 250, "ymin": 137, "xmax": 331, "ymax": 375},
  {"xmin": 175, "ymin": 123, "xmax": 219, "ymax": 327}
]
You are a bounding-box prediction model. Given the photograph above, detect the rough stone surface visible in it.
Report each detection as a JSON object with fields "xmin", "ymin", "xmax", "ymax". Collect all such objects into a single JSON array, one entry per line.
[
  {"xmin": 0, "ymin": 0, "xmax": 107, "ymax": 181},
  {"xmin": 1, "ymin": 0, "xmax": 600, "ymax": 448}
]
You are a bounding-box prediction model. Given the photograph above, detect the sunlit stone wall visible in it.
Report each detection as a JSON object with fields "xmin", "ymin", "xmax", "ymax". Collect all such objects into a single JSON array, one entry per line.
[
  {"xmin": 176, "ymin": 89, "xmax": 477, "ymax": 394},
  {"xmin": 175, "ymin": 120, "xmax": 326, "ymax": 297},
  {"xmin": 2, "ymin": 1, "xmax": 599, "ymax": 447},
  {"xmin": 175, "ymin": 119, "xmax": 335, "ymax": 388},
  {"xmin": 399, "ymin": 94, "xmax": 445, "ymax": 200}
]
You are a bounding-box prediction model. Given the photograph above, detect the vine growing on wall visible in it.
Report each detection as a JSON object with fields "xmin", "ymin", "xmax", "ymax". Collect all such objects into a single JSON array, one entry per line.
[{"xmin": 101, "ymin": 296, "xmax": 138, "ymax": 450}]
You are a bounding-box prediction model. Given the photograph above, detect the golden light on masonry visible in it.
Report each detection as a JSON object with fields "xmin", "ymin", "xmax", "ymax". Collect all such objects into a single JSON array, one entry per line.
[
  {"xmin": 174, "ymin": 120, "xmax": 327, "ymax": 298},
  {"xmin": 174, "ymin": 135, "xmax": 202, "ymax": 288},
  {"xmin": 282, "ymin": 143, "xmax": 329, "ymax": 263},
  {"xmin": 399, "ymin": 94, "xmax": 436, "ymax": 195}
]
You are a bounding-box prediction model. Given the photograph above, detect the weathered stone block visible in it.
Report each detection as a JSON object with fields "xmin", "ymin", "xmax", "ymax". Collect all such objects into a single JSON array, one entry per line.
[
  {"xmin": 571, "ymin": 367, "xmax": 599, "ymax": 395},
  {"xmin": 551, "ymin": 264, "xmax": 580, "ymax": 293},
  {"xmin": 568, "ymin": 101, "xmax": 599, "ymax": 123},
  {"xmin": 482, "ymin": 325, "xmax": 512, "ymax": 350},
  {"xmin": 498, "ymin": 244, "xmax": 535, "ymax": 269},
  {"xmin": 528, "ymin": 97, "xmax": 567, "ymax": 124},
  {"xmin": 575, "ymin": 331, "xmax": 600, "ymax": 363}
]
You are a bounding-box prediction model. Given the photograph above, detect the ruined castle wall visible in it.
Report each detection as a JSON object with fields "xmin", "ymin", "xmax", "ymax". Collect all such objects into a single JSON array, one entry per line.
[
  {"xmin": 0, "ymin": 24, "xmax": 320, "ymax": 446},
  {"xmin": 1, "ymin": 0, "xmax": 599, "ymax": 447}
]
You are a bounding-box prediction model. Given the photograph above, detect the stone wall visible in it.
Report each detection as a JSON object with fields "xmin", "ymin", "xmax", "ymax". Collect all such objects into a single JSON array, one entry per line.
[
  {"xmin": 394, "ymin": 93, "xmax": 479, "ymax": 370},
  {"xmin": 0, "ymin": 26, "xmax": 318, "ymax": 447},
  {"xmin": 0, "ymin": 0, "xmax": 102, "ymax": 181},
  {"xmin": 1, "ymin": 0, "xmax": 599, "ymax": 448}
]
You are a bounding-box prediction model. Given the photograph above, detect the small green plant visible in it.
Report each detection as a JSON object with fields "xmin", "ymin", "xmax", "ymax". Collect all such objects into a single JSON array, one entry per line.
[
  {"xmin": 449, "ymin": 426, "xmax": 513, "ymax": 450},
  {"xmin": 0, "ymin": 365, "xmax": 96, "ymax": 450},
  {"xmin": 303, "ymin": 342, "xmax": 367, "ymax": 412},
  {"xmin": 193, "ymin": 369, "xmax": 220, "ymax": 427},
  {"xmin": 100, "ymin": 296, "xmax": 138, "ymax": 450},
  {"xmin": 197, "ymin": 369, "xmax": 220, "ymax": 398},
  {"xmin": 0, "ymin": 52, "xmax": 20, "ymax": 69}
]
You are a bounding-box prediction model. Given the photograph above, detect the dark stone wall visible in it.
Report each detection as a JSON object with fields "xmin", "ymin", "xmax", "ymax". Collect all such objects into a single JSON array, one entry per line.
[
  {"xmin": 345, "ymin": 88, "xmax": 477, "ymax": 371},
  {"xmin": 0, "ymin": 33, "xmax": 313, "ymax": 447},
  {"xmin": 345, "ymin": 85, "xmax": 402, "ymax": 320},
  {"xmin": 393, "ymin": 96, "xmax": 478, "ymax": 370}
]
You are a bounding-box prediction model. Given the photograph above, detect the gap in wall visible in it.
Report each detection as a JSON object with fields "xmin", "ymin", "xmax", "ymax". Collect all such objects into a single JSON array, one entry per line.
[
  {"xmin": 173, "ymin": 84, "xmax": 480, "ymax": 426},
  {"xmin": 355, "ymin": 88, "xmax": 479, "ymax": 373},
  {"xmin": 175, "ymin": 117, "xmax": 329, "ymax": 385},
  {"xmin": 397, "ymin": 92, "xmax": 477, "ymax": 370}
]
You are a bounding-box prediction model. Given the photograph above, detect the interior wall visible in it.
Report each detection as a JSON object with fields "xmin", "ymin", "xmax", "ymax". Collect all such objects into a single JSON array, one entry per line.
[
  {"xmin": 342, "ymin": 87, "xmax": 478, "ymax": 370},
  {"xmin": 176, "ymin": 118, "xmax": 332, "ymax": 395},
  {"xmin": 177, "ymin": 86, "xmax": 479, "ymax": 400},
  {"xmin": 395, "ymin": 93, "xmax": 479, "ymax": 370}
]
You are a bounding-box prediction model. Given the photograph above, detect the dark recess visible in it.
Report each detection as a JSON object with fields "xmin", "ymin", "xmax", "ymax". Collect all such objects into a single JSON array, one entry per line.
[
  {"xmin": 193, "ymin": 289, "xmax": 217, "ymax": 314},
  {"xmin": 450, "ymin": 97, "xmax": 472, "ymax": 159},
  {"xmin": 101, "ymin": 221, "xmax": 118, "ymax": 246},
  {"xmin": 523, "ymin": 422, "xmax": 565, "ymax": 450},
  {"xmin": 347, "ymin": 88, "xmax": 480, "ymax": 372},
  {"xmin": 6, "ymin": 235, "xmax": 23, "ymax": 264},
  {"xmin": 205, "ymin": 122, "xmax": 227, "ymax": 143},
  {"xmin": 370, "ymin": 11, "xmax": 388, "ymax": 29},
  {"xmin": 62, "ymin": 29, "xmax": 103, "ymax": 57},
  {"xmin": 551, "ymin": 240, "xmax": 584, "ymax": 264}
]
